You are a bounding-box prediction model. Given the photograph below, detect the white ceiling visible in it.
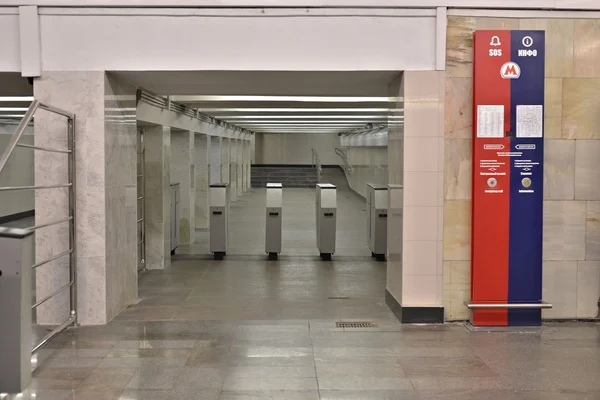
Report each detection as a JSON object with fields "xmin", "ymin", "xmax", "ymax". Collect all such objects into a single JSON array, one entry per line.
[{"xmin": 113, "ymin": 71, "xmax": 403, "ymax": 134}]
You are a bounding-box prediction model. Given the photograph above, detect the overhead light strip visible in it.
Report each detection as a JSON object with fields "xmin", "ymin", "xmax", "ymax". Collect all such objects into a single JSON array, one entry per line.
[
  {"xmin": 171, "ymin": 95, "xmax": 403, "ymax": 103},
  {"xmin": 219, "ymin": 115, "xmax": 402, "ymax": 119},
  {"xmin": 197, "ymin": 108, "xmax": 403, "ymax": 112},
  {"xmin": 0, "ymin": 97, "xmax": 34, "ymax": 102}
]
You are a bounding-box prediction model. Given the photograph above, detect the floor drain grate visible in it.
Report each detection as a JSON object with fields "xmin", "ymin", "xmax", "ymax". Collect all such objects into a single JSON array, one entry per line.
[
  {"xmin": 336, "ymin": 321, "xmax": 378, "ymax": 328},
  {"xmin": 328, "ymin": 296, "xmax": 350, "ymax": 300}
]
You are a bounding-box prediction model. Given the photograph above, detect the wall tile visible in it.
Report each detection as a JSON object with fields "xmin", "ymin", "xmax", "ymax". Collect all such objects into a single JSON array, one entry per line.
[
  {"xmin": 443, "ymin": 200, "xmax": 471, "ymax": 261},
  {"xmin": 574, "ymin": 20, "xmax": 600, "ymax": 78},
  {"xmin": 577, "ymin": 261, "xmax": 600, "ymax": 318},
  {"xmin": 585, "ymin": 202, "xmax": 600, "ymax": 261},
  {"xmin": 402, "ymin": 275, "xmax": 439, "ymax": 306},
  {"xmin": 575, "ymin": 140, "xmax": 600, "ymax": 200},
  {"xmin": 475, "ymin": 17, "xmax": 519, "ymax": 30},
  {"xmin": 544, "ymin": 139, "xmax": 574, "ymax": 200},
  {"xmin": 445, "ymin": 78, "xmax": 473, "ymax": 138},
  {"xmin": 446, "ymin": 16, "xmax": 475, "ymax": 78},
  {"xmin": 444, "ymin": 139, "xmax": 471, "ymax": 201},
  {"xmin": 404, "ymin": 101, "xmax": 440, "ymax": 137},
  {"xmin": 403, "ymin": 206, "xmax": 438, "ymax": 242},
  {"xmin": 404, "ymin": 171, "xmax": 439, "ymax": 207},
  {"xmin": 542, "ymin": 261, "xmax": 577, "ymax": 319},
  {"xmin": 543, "ymin": 201, "xmax": 586, "ymax": 261},
  {"xmin": 443, "ymin": 261, "xmax": 471, "ymax": 321},
  {"xmin": 544, "ymin": 78, "xmax": 563, "ymax": 139},
  {"xmin": 519, "ymin": 19, "xmax": 574, "ymax": 78},
  {"xmin": 404, "ymin": 137, "xmax": 438, "ymax": 172},
  {"xmin": 403, "ymin": 240, "xmax": 438, "ymax": 276},
  {"xmin": 404, "ymin": 71, "xmax": 443, "ymax": 102},
  {"xmin": 562, "ymin": 78, "xmax": 600, "ymax": 139}
]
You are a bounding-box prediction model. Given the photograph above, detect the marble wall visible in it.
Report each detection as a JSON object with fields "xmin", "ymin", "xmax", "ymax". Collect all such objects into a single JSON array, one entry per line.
[
  {"xmin": 444, "ymin": 17, "xmax": 600, "ymax": 320},
  {"xmin": 344, "ymin": 147, "xmax": 388, "ymax": 198},
  {"xmin": 195, "ymin": 134, "xmax": 209, "ymax": 230},
  {"xmin": 170, "ymin": 130, "xmax": 195, "ymax": 245},
  {"xmin": 144, "ymin": 125, "xmax": 171, "ymax": 270},
  {"xmin": 229, "ymin": 138, "xmax": 238, "ymax": 202},
  {"xmin": 34, "ymin": 71, "xmax": 137, "ymax": 325},
  {"xmin": 104, "ymin": 74, "xmax": 138, "ymax": 321},
  {"xmin": 210, "ymin": 136, "xmax": 221, "ymax": 185}
]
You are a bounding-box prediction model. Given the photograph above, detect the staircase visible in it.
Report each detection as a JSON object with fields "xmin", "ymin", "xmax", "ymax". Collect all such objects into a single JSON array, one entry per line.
[{"xmin": 251, "ymin": 165, "xmax": 318, "ymax": 188}]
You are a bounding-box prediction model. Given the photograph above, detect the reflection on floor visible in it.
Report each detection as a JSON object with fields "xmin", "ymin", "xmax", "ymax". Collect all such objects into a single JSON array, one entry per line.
[{"xmin": 6, "ymin": 188, "xmax": 600, "ymax": 399}]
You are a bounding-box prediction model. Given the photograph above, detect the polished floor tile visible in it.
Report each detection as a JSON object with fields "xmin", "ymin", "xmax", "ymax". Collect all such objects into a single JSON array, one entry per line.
[{"xmin": 14, "ymin": 187, "xmax": 600, "ymax": 400}]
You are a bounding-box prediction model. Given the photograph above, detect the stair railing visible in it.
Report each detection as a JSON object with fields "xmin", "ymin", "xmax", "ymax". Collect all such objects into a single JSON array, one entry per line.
[
  {"xmin": 335, "ymin": 147, "xmax": 354, "ymax": 176},
  {"xmin": 0, "ymin": 100, "xmax": 77, "ymax": 354}
]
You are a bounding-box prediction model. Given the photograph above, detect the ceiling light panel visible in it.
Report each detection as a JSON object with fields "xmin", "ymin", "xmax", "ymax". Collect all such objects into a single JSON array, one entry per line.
[{"xmin": 171, "ymin": 95, "xmax": 403, "ymax": 102}]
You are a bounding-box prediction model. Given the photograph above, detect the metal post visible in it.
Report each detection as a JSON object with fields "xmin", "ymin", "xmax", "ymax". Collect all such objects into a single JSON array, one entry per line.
[{"xmin": 67, "ymin": 116, "xmax": 78, "ymax": 326}]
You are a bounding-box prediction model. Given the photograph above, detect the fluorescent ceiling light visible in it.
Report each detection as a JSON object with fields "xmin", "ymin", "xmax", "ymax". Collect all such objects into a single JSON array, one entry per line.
[
  {"xmin": 0, "ymin": 96, "xmax": 34, "ymax": 102},
  {"xmin": 171, "ymin": 95, "xmax": 402, "ymax": 102},
  {"xmin": 0, "ymin": 107, "xmax": 29, "ymax": 112},
  {"xmin": 0, "ymin": 114, "xmax": 27, "ymax": 118},
  {"xmin": 197, "ymin": 108, "xmax": 401, "ymax": 112},
  {"xmin": 220, "ymin": 115, "xmax": 402, "ymax": 119}
]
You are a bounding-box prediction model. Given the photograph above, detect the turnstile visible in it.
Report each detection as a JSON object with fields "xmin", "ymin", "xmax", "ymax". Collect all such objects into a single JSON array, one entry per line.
[
  {"xmin": 210, "ymin": 183, "xmax": 229, "ymax": 260},
  {"xmin": 316, "ymin": 183, "xmax": 337, "ymax": 260},
  {"xmin": 366, "ymin": 183, "xmax": 388, "ymax": 261},
  {"xmin": 0, "ymin": 228, "xmax": 33, "ymax": 394},
  {"xmin": 170, "ymin": 183, "xmax": 180, "ymax": 255},
  {"xmin": 265, "ymin": 183, "xmax": 283, "ymax": 260}
]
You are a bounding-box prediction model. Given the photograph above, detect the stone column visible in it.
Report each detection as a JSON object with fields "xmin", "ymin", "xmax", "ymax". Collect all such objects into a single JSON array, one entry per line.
[
  {"xmin": 236, "ymin": 139, "xmax": 243, "ymax": 197},
  {"xmin": 230, "ymin": 138, "xmax": 238, "ymax": 201},
  {"xmin": 245, "ymin": 139, "xmax": 252, "ymax": 191},
  {"xmin": 34, "ymin": 71, "xmax": 137, "ymax": 325},
  {"xmin": 170, "ymin": 130, "xmax": 195, "ymax": 245},
  {"xmin": 145, "ymin": 125, "xmax": 171, "ymax": 270},
  {"xmin": 386, "ymin": 71, "xmax": 445, "ymax": 324},
  {"xmin": 194, "ymin": 134, "xmax": 209, "ymax": 230},
  {"xmin": 209, "ymin": 136, "xmax": 221, "ymax": 184}
]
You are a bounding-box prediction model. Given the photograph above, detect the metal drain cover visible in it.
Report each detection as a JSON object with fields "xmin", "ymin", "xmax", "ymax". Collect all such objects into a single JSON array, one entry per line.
[
  {"xmin": 336, "ymin": 321, "xmax": 378, "ymax": 328},
  {"xmin": 328, "ymin": 296, "xmax": 350, "ymax": 300}
]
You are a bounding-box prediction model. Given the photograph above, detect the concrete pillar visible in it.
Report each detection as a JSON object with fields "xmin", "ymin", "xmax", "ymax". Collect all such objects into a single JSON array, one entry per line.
[
  {"xmin": 230, "ymin": 138, "xmax": 238, "ymax": 201},
  {"xmin": 236, "ymin": 139, "xmax": 243, "ymax": 197},
  {"xmin": 170, "ymin": 130, "xmax": 195, "ymax": 245},
  {"xmin": 244, "ymin": 139, "xmax": 252, "ymax": 191},
  {"xmin": 145, "ymin": 125, "xmax": 171, "ymax": 270},
  {"xmin": 386, "ymin": 71, "xmax": 445, "ymax": 324},
  {"xmin": 210, "ymin": 136, "xmax": 221, "ymax": 184},
  {"xmin": 34, "ymin": 71, "xmax": 138, "ymax": 325},
  {"xmin": 194, "ymin": 134, "xmax": 209, "ymax": 230}
]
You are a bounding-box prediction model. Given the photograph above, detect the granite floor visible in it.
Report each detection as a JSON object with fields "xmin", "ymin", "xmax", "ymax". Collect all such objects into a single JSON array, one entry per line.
[{"xmin": 5, "ymin": 185, "xmax": 600, "ymax": 399}]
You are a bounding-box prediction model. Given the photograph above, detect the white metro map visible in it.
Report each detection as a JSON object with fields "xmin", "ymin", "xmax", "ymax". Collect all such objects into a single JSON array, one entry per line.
[{"xmin": 516, "ymin": 105, "xmax": 543, "ymax": 138}]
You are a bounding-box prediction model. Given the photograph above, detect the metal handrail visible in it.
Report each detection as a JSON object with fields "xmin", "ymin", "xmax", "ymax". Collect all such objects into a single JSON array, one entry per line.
[
  {"xmin": 335, "ymin": 147, "xmax": 354, "ymax": 176},
  {"xmin": 0, "ymin": 100, "xmax": 77, "ymax": 354},
  {"xmin": 465, "ymin": 301, "xmax": 553, "ymax": 309},
  {"xmin": 138, "ymin": 89, "xmax": 254, "ymax": 136}
]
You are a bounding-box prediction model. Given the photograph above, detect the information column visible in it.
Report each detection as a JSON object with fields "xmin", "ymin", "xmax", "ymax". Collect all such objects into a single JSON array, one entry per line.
[{"xmin": 471, "ymin": 30, "xmax": 546, "ymax": 326}]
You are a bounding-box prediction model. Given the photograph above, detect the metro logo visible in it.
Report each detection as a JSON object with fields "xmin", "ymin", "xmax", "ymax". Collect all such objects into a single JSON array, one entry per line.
[{"xmin": 501, "ymin": 62, "xmax": 521, "ymax": 79}]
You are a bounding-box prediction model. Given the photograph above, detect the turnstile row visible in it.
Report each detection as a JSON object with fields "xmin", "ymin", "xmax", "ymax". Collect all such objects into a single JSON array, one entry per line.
[{"xmin": 208, "ymin": 182, "xmax": 387, "ymax": 261}]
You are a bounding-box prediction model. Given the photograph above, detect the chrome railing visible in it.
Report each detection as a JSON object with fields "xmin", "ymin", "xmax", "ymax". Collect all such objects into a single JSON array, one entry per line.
[
  {"xmin": 138, "ymin": 89, "xmax": 253, "ymax": 135},
  {"xmin": 0, "ymin": 100, "xmax": 77, "ymax": 354},
  {"xmin": 335, "ymin": 147, "xmax": 354, "ymax": 176},
  {"xmin": 311, "ymin": 148, "xmax": 322, "ymax": 182}
]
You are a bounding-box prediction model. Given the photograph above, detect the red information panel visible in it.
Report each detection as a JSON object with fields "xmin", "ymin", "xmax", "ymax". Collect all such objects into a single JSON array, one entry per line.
[{"xmin": 471, "ymin": 30, "xmax": 545, "ymax": 326}]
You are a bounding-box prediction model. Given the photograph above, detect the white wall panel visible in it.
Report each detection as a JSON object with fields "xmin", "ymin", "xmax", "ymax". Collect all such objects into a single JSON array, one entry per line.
[
  {"xmin": 39, "ymin": 14, "xmax": 436, "ymax": 71},
  {"xmin": 0, "ymin": 12, "xmax": 21, "ymax": 72}
]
